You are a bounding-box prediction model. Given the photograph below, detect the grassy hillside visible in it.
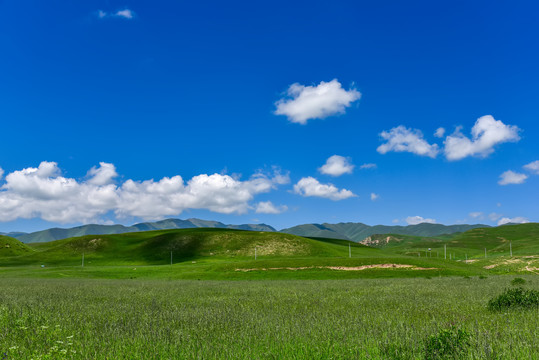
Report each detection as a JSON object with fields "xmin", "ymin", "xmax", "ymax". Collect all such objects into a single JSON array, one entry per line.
[
  {"xmin": 4, "ymin": 228, "xmax": 376, "ymax": 267},
  {"xmin": 0, "ymin": 235, "xmax": 34, "ymax": 257}
]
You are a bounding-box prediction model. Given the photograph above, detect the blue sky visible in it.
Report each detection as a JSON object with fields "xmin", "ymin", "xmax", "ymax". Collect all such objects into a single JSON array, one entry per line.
[{"xmin": 0, "ymin": 0, "xmax": 538, "ymax": 232}]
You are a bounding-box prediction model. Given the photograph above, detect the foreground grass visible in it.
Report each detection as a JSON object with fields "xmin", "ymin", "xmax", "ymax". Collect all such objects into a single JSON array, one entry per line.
[{"xmin": 0, "ymin": 276, "xmax": 537, "ymax": 359}]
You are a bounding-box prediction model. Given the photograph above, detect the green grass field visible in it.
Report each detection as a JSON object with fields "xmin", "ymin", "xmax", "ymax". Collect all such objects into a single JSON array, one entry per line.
[
  {"xmin": 0, "ymin": 277, "xmax": 537, "ymax": 359},
  {"xmin": 0, "ymin": 225, "xmax": 537, "ymax": 358}
]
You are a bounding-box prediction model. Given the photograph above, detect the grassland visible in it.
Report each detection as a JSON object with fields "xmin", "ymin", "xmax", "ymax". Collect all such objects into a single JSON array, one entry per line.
[
  {"xmin": 0, "ymin": 276, "xmax": 537, "ymax": 359},
  {"xmin": 0, "ymin": 224, "xmax": 537, "ymax": 358}
]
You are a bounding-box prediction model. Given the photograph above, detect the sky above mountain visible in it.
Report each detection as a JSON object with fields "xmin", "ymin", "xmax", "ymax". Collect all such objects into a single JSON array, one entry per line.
[{"xmin": 0, "ymin": 0, "xmax": 538, "ymax": 232}]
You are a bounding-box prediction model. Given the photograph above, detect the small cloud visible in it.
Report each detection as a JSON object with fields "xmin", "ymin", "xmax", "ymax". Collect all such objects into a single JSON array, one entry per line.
[
  {"xmin": 293, "ymin": 176, "xmax": 356, "ymax": 201},
  {"xmin": 96, "ymin": 8, "xmax": 135, "ymax": 20},
  {"xmin": 498, "ymin": 217, "xmax": 529, "ymax": 226},
  {"xmin": 377, "ymin": 126, "xmax": 439, "ymax": 158},
  {"xmin": 274, "ymin": 79, "xmax": 361, "ymax": 124},
  {"xmin": 523, "ymin": 160, "xmax": 539, "ymax": 175},
  {"xmin": 0, "ymin": 167, "xmax": 3, "ymax": 180},
  {"xmin": 498, "ymin": 170, "xmax": 528, "ymax": 185},
  {"xmin": 392, "ymin": 218, "xmax": 400, "ymax": 224},
  {"xmin": 488, "ymin": 213, "xmax": 503, "ymax": 222},
  {"xmin": 405, "ymin": 216, "xmax": 436, "ymax": 225},
  {"xmin": 115, "ymin": 9, "xmax": 134, "ymax": 19},
  {"xmin": 434, "ymin": 127, "xmax": 446, "ymax": 138},
  {"xmin": 444, "ymin": 115, "xmax": 520, "ymax": 161},
  {"xmin": 496, "ymin": 203, "xmax": 502, "ymax": 207},
  {"xmin": 360, "ymin": 163, "xmax": 377, "ymax": 170},
  {"xmin": 255, "ymin": 201, "xmax": 288, "ymax": 214},
  {"xmin": 469, "ymin": 211, "xmax": 484, "ymax": 219},
  {"xmin": 319, "ymin": 155, "xmax": 354, "ymax": 176},
  {"xmin": 370, "ymin": 193, "xmax": 379, "ymax": 201}
]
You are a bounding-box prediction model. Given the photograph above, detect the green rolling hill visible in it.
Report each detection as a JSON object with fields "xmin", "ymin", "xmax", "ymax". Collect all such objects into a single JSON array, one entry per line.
[
  {"xmin": 280, "ymin": 222, "xmax": 488, "ymax": 242},
  {"xmin": 0, "ymin": 235, "xmax": 34, "ymax": 257}
]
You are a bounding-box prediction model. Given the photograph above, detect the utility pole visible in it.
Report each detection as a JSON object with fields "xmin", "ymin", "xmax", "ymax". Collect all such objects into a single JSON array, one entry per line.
[
  {"xmin": 510, "ymin": 242, "xmax": 512, "ymax": 257},
  {"xmin": 444, "ymin": 244, "xmax": 447, "ymax": 260},
  {"xmin": 349, "ymin": 243, "xmax": 351, "ymax": 258}
]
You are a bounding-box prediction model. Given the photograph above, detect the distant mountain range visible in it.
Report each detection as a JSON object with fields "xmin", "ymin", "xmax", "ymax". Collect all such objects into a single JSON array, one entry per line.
[
  {"xmin": 2, "ymin": 219, "xmax": 276, "ymax": 243},
  {"xmin": 0, "ymin": 218, "xmax": 492, "ymax": 244},
  {"xmin": 279, "ymin": 222, "xmax": 489, "ymax": 243}
]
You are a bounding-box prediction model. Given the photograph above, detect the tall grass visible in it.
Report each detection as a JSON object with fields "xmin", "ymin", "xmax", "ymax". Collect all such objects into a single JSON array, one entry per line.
[{"xmin": 0, "ymin": 276, "xmax": 537, "ymax": 359}]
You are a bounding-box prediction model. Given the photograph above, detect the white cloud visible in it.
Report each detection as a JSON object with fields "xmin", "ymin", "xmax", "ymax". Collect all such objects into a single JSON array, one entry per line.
[
  {"xmin": 392, "ymin": 219, "xmax": 400, "ymax": 224},
  {"xmin": 319, "ymin": 155, "xmax": 354, "ymax": 176},
  {"xmin": 498, "ymin": 217, "xmax": 529, "ymax": 226},
  {"xmin": 405, "ymin": 216, "xmax": 436, "ymax": 225},
  {"xmin": 469, "ymin": 211, "xmax": 484, "ymax": 219},
  {"xmin": 274, "ymin": 79, "xmax": 361, "ymax": 124},
  {"xmin": 377, "ymin": 126, "xmax": 439, "ymax": 158},
  {"xmin": 488, "ymin": 212, "xmax": 502, "ymax": 222},
  {"xmin": 0, "ymin": 162, "xmax": 287, "ymax": 223},
  {"xmin": 370, "ymin": 193, "xmax": 379, "ymax": 201},
  {"xmin": 115, "ymin": 9, "xmax": 134, "ymax": 19},
  {"xmin": 87, "ymin": 162, "xmax": 118, "ymax": 186},
  {"xmin": 434, "ymin": 127, "xmax": 446, "ymax": 138},
  {"xmin": 97, "ymin": 9, "xmax": 135, "ymax": 20},
  {"xmin": 498, "ymin": 170, "xmax": 528, "ymax": 185},
  {"xmin": 360, "ymin": 163, "xmax": 377, "ymax": 169},
  {"xmin": 523, "ymin": 160, "xmax": 539, "ymax": 175},
  {"xmin": 255, "ymin": 201, "xmax": 288, "ymax": 214},
  {"xmin": 444, "ymin": 115, "xmax": 520, "ymax": 161},
  {"xmin": 293, "ymin": 177, "xmax": 356, "ymax": 201},
  {"xmin": 0, "ymin": 167, "xmax": 3, "ymax": 180}
]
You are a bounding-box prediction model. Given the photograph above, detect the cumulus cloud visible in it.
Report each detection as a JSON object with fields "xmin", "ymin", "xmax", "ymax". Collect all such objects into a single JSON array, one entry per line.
[
  {"xmin": 434, "ymin": 127, "xmax": 446, "ymax": 138},
  {"xmin": 319, "ymin": 155, "xmax": 354, "ymax": 176},
  {"xmin": 0, "ymin": 167, "xmax": 3, "ymax": 180},
  {"xmin": 274, "ymin": 79, "xmax": 361, "ymax": 124},
  {"xmin": 444, "ymin": 115, "xmax": 520, "ymax": 161},
  {"xmin": 0, "ymin": 162, "xmax": 287, "ymax": 223},
  {"xmin": 523, "ymin": 160, "xmax": 539, "ymax": 175},
  {"xmin": 377, "ymin": 126, "xmax": 439, "ymax": 158},
  {"xmin": 360, "ymin": 163, "xmax": 377, "ymax": 169},
  {"xmin": 87, "ymin": 162, "xmax": 118, "ymax": 186},
  {"xmin": 498, "ymin": 170, "xmax": 528, "ymax": 185},
  {"xmin": 370, "ymin": 193, "xmax": 379, "ymax": 201},
  {"xmin": 293, "ymin": 177, "xmax": 356, "ymax": 201},
  {"xmin": 405, "ymin": 216, "xmax": 436, "ymax": 225},
  {"xmin": 498, "ymin": 217, "xmax": 529, "ymax": 226},
  {"xmin": 97, "ymin": 9, "xmax": 135, "ymax": 19},
  {"xmin": 255, "ymin": 201, "xmax": 288, "ymax": 214}
]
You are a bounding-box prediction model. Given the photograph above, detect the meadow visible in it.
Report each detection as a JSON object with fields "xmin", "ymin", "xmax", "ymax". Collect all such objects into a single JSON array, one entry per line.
[{"xmin": 0, "ymin": 276, "xmax": 537, "ymax": 359}]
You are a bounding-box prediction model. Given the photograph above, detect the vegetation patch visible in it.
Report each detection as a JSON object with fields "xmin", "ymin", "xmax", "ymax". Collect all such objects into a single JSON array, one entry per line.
[
  {"xmin": 424, "ymin": 326, "xmax": 471, "ymax": 360},
  {"xmin": 511, "ymin": 277, "xmax": 526, "ymax": 286},
  {"xmin": 487, "ymin": 287, "xmax": 539, "ymax": 311}
]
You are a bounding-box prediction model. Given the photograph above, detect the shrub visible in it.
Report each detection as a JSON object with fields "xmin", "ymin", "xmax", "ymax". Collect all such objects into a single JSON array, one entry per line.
[
  {"xmin": 424, "ymin": 326, "xmax": 471, "ymax": 360},
  {"xmin": 488, "ymin": 287, "xmax": 539, "ymax": 311},
  {"xmin": 511, "ymin": 277, "xmax": 526, "ymax": 286}
]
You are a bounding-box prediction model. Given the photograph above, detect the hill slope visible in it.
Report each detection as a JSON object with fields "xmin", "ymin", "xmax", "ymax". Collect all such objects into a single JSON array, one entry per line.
[
  {"xmin": 281, "ymin": 222, "xmax": 489, "ymax": 242},
  {"xmin": 0, "ymin": 235, "xmax": 34, "ymax": 257},
  {"xmin": 9, "ymin": 228, "xmax": 375, "ymax": 266}
]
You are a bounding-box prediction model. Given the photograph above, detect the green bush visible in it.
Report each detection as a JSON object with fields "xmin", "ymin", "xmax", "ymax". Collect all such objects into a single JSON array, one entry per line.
[
  {"xmin": 511, "ymin": 277, "xmax": 526, "ymax": 286},
  {"xmin": 424, "ymin": 326, "xmax": 471, "ymax": 360},
  {"xmin": 488, "ymin": 287, "xmax": 539, "ymax": 311}
]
